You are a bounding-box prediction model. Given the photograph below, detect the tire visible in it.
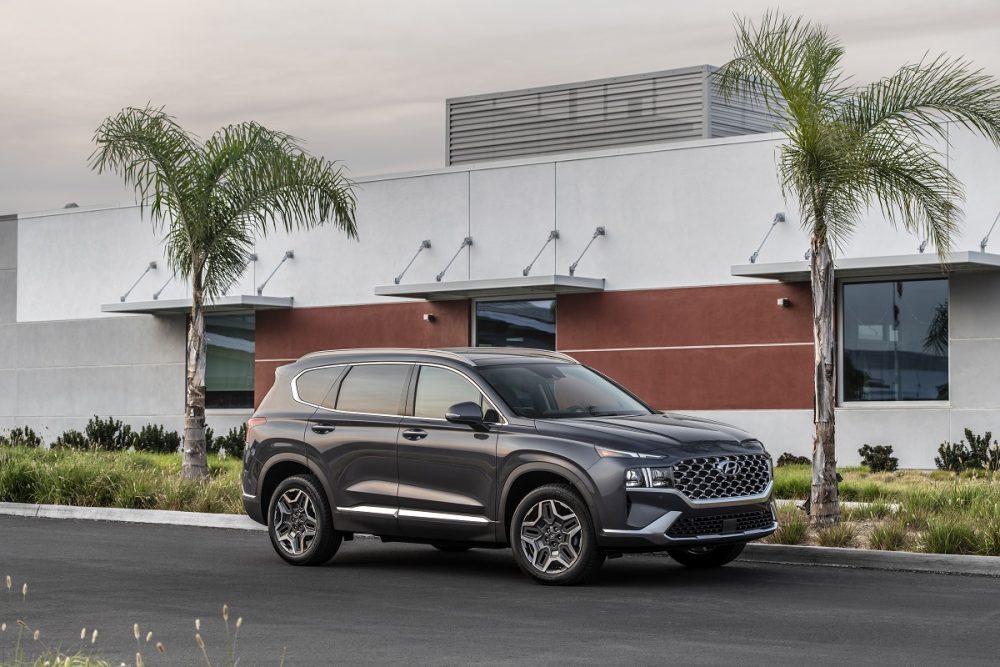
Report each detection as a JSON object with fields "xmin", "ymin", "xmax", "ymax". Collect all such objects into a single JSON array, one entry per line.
[
  {"xmin": 666, "ymin": 542, "xmax": 746, "ymax": 569},
  {"xmin": 432, "ymin": 544, "xmax": 471, "ymax": 553},
  {"xmin": 267, "ymin": 474, "xmax": 341, "ymax": 566},
  {"xmin": 509, "ymin": 483, "xmax": 605, "ymax": 585}
]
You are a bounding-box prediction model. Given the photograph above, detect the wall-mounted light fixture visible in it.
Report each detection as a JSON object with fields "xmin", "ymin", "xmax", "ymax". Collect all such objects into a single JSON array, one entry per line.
[
  {"xmin": 257, "ymin": 250, "xmax": 294, "ymax": 295},
  {"xmin": 568, "ymin": 227, "xmax": 606, "ymax": 276},
  {"xmin": 436, "ymin": 237, "xmax": 473, "ymax": 282},
  {"xmin": 120, "ymin": 261, "xmax": 157, "ymax": 302},
  {"xmin": 749, "ymin": 212, "xmax": 785, "ymax": 263},
  {"xmin": 777, "ymin": 297, "xmax": 791, "ymax": 308},
  {"xmin": 423, "ymin": 313, "xmax": 436, "ymax": 323}
]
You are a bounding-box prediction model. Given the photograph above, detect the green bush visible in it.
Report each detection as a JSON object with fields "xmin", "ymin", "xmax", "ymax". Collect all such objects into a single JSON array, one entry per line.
[
  {"xmin": 213, "ymin": 424, "xmax": 247, "ymax": 459},
  {"xmin": 84, "ymin": 415, "xmax": 137, "ymax": 451},
  {"xmin": 135, "ymin": 424, "xmax": 181, "ymax": 454},
  {"xmin": 923, "ymin": 517, "xmax": 977, "ymax": 554},
  {"xmin": 817, "ymin": 522, "xmax": 856, "ymax": 548},
  {"xmin": 935, "ymin": 428, "xmax": 1000, "ymax": 473},
  {"xmin": 51, "ymin": 428, "xmax": 89, "ymax": 450},
  {"xmin": 858, "ymin": 444, "xmax": 898, "ymax": 472},
  {"xmin": 0, "ymin": 426, "xmax": 44, "ymax": 448},
  {"xmin": 776, "ymin": 453, "xmax": 810, "ymax": 467},
  {"xmin": 205, "ymin": 426, "xmax": 218, "ymax": 454},
  {"xmin": 870, "ymin": 520, "xmax": 909, "ymax": 551},
  {"xmin": 766, "ymin": 508, "xmax": 808, "ymax": 545}
]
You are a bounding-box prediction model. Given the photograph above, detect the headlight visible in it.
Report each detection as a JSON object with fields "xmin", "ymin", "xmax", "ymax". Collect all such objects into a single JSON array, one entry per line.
[
  {"xmin": 625, "ymin": 466, "xmax": 674, "ymax": 489},
  {"xmin": 595, "ymin": 446, "xmax": 663, "ymax": 459}
]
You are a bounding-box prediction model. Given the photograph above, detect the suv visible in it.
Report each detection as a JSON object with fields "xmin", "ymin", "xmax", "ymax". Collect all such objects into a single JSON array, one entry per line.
[{"xmin": 242, "ymin": 348, "xmax": 776, "ymax": 585}]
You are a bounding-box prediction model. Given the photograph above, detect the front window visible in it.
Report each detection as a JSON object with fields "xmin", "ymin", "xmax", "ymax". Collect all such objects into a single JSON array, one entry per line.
[
  {"xmin": 205, "ymin": 314, "xmax": 255, "ymax": 409},
  {"xmin": 414, "ymin": 366, "xmax": 485, "ymax": 419},
  {"xmin": 842, "ymin": 279, "xmax": 949, "ymax": 402},
  {"xmin": 479, "ymin": 362, "xmax": 651, "ymax": 419},
  {"xmin": 475, "ymin": 299, "xmax": 555, "ymax": 350}
]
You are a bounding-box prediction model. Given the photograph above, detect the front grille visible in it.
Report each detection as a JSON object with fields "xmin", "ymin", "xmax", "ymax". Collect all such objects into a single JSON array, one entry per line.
[
  {"xmin": 672, "ymin": 454, "xmax": 771, "ymax": 501},
  {"xmin": 667, "ymin": 509, "xmax": 774, "ymax": 538}
]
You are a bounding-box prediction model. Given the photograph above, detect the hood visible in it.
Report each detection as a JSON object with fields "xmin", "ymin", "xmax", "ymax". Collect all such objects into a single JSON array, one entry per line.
[{"xmin": 533, "ymin": 412, "xmax": 766, "ymax": 460}]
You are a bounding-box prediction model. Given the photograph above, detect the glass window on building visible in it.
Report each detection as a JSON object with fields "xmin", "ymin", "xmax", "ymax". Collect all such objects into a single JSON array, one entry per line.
[
  {"xmin": 205, "ymin": 314, "xmax": 255, "ymax": 409},
  {"xmin": 475, "ymin": 299, "xmax": 556, "ymax": 350},
  {"xmin": 842, "ymin": 279, "xmax": 949, "ymax": 402}
]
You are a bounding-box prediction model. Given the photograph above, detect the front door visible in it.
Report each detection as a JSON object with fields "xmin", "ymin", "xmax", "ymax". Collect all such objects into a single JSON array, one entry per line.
[{"xmin": 396, "ymin": 364, "xmax": 500, "ymax": 541}]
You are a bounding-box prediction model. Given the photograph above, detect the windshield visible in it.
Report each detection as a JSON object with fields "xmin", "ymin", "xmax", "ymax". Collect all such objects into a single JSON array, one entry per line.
[{"xmin": 478, "ymin": 362, "xmax": 652, "ymax": 419}]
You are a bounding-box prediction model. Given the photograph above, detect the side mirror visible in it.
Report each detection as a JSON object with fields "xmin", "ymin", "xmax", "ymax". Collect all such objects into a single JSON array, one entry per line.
[{"xmin": 445, "ymin": 401, "xmax": 485, "ymax": 426}]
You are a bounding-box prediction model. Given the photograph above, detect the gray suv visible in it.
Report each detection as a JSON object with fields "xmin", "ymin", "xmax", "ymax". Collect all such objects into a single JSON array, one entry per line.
[{"xmin": 242, "ymin": 348, "xmax": 776, "ymax": 585}]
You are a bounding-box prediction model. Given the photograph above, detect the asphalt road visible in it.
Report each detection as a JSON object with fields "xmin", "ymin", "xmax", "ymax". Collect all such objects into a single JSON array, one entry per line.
[{"xmin": 1, "ymin": 516, "xmax": 999, "ymax": 666}]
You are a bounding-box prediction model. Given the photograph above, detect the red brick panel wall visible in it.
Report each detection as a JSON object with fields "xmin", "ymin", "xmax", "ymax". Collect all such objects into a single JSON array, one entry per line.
[
  {"xmin": 254, "ymin": 301, "xmax": 470, "ymax": 406},
  {"xmin": 558, "ymin": 284, "xmax": 814, "ymax": 410}
]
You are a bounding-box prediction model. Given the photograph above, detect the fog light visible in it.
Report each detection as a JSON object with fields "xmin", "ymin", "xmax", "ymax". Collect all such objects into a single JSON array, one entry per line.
[{"xmin": 625, "ymin": 469, "xmax": 644, "ymax": 488}]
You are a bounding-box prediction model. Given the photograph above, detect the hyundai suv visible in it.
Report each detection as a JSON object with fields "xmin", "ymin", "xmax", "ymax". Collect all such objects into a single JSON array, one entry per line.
[{"xmin": 242, "ymin": 348, "xmax": 776, "ymax": 585}]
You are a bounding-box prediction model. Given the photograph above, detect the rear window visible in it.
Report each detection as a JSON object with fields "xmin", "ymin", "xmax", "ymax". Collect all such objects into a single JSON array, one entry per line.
[
  {"xmin": 335, "ymin": 364, "xmax": 411, "ymax": 415},
  {"xmin": 294, "ymin": 366, "xmax": 347, "ymax": 408}
]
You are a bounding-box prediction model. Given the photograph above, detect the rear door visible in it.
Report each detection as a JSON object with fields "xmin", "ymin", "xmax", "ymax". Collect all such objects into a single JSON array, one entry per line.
[
  {"xmin": 396, "ymin": 364, "xmax": 500, "ymax": 541},
  {"xmin": 302, "ymin": 362, "xmax": 412, "ymax": 536}
]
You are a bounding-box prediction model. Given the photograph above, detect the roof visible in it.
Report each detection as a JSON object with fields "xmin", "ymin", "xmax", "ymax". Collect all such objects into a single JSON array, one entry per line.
[
  {"xmin": 296, "ymin": 347, "xmax": 578, "ymax": 367},
  {"xmin": 731, "ymin": 251, "xmax": 1000, "ymax": 282}
]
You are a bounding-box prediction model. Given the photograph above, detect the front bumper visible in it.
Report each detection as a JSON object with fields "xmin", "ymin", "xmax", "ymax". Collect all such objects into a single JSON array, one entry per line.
[{"xmin": 596, "ymin": 488, "xmax": 777, "ymax": 549}]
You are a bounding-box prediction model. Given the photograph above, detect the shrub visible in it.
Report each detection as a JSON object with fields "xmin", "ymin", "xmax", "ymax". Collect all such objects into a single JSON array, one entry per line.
[
  {"xmin": 777, "ymin": 453, "xmax": 810, "ymax": 467},
  {"xmin": 205, "ymin": 426, "xmax": 217, "ymax": 454},
  {"xmin": 84, "ymin": 415, "xmax": 136, "ymax": 451},
  {"xmin": 817, "ymin": 522, "xmax": 856, "ymax": 548},
  {"xmin": 935, "ymin": 428, "xmax": 1000, "ymax": 473},
  {"xmin": 213, "ymin": 424, "xmax": 247, "ymax": 459},
  {"xmin": 923, "ymin": 517, "xmax": 977, "ymax": 554},
  {"xmin": 858, "ymin": 444, "xmax": 898, "ymax": 472},
  {"xmin": 870, "ymin": 520, "xmax": 909, "ymax": 551},
  {"xmin": 0, "ymin": 426, "xmax": 44, "ymax": 448},
  {"xmin": 51, "ymin": 428, "xmax": 90, "ymax": 450},
  {"xmin": 977, "ymin": 516, "xmax": 1000, "ymax": 556},
  {"xmin": 766, "ymin": 508, "xmax": 808, "ymax": 545},
  {"xmin": 135, "ymin": 424, "xmax": 181, "ymax": 454}
]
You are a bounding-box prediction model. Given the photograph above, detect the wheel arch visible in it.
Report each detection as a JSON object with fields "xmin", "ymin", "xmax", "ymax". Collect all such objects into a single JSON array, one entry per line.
[
  {"xmin": 498, "ymin": 460, "xmax": 602, "ymax": 544},
  {"xmin": 257, "ymin": 453, "xmax": 333, "ymax": 518}
]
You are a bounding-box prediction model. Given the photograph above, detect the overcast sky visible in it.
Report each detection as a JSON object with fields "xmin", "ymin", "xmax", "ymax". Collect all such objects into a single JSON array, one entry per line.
[{"xmin": 2, "ymin": 0, "xmax": 999, "ymax": 214}]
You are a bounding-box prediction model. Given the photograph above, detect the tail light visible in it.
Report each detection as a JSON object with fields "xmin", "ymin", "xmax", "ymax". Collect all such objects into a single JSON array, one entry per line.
[{"xmin": 246, "ymin": 417, "xmax": 266, "ymax": 443}]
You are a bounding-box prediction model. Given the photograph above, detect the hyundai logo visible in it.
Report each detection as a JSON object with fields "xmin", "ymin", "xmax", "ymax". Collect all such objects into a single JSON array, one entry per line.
[{"xmin": 716, "ymin": 460, "xmax": 742, "ymax": 476}]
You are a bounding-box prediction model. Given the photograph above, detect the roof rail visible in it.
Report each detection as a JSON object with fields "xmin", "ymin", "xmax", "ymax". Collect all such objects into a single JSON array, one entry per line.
[
  {"xmin": 441, "ymin": 347, "xmax": 578, "ymax": 363},
  {"xmin": 298, "ymin": 348, "xmax": 471, "ymax": 363}
]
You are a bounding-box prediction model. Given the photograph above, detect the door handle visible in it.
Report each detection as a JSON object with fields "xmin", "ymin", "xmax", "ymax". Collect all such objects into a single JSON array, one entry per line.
[
  {"xmin": 310, "ymin": 424, "xmax": 336, "ymax": 435},
  {"xmin": 402, "ymin": 428, "xmax": 428, "ymax": 441}
]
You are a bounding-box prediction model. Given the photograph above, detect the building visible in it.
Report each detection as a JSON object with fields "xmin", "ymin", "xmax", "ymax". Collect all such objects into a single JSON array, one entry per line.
[{"xmin": 2, "ymin": 67, "xmax": 999, "ymax": 467}]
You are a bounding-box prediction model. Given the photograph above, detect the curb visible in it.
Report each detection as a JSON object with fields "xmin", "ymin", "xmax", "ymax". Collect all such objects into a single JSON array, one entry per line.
[
  {"xmin": 741, "ymin": 542, "xmax": 1000, "ymax": 577},
  {"xmin": 3, "ymin": 502, "xmax": 999, "ymax": 578},
  {"xmin": 0, "ymin": 502, "xmax": 265, "ymax": 532}
]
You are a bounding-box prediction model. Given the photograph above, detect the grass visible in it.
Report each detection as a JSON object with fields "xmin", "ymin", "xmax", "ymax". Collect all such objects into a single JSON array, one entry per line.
[
  {"xmin": 0, "ymin": 446, "xmax": 242, "ymax": 514},
  {"xmin": 773, "ymin": 464, "xmax": 1000, "ymax": 556}
]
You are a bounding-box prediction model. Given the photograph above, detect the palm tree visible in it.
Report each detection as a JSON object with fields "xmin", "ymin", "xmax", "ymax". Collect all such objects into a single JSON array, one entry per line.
[
  {"xmin": 91, "ymin": 106, "xmax": 357, "ymax": 479},
  {"xmin": 716, "ymin": 13, "xmax": 1000, "ymax": 524}
]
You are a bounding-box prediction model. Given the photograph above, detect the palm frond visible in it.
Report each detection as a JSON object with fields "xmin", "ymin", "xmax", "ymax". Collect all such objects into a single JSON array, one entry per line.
[{"xmin": 88, "ymin": 105, "xmax": 199, "ymax": 225}]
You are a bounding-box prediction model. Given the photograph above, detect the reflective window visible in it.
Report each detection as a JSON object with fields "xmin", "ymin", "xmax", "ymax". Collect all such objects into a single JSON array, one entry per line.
[
  {"xmin": 414, "ymin": 366, "xmax": 484, "ymax": 419},
  {"xmin": 335, "ymin": 364, "xmax": 411, "ymax": 415},
  {"xmin": 475, "ymin": 299, "xmax": 556, "ymax": 350},
  {"xmin": 479, "ymin": 363, "xmax": 651, "ymax": 419},
  {"xmin": 842, "ymin": 279, "xmax": 949, "ymax": 402},
  {"xmin": 295, "ymin": 366, "xmax": 347, "ymax": 408},
  {"xmin": 205, "ymin": 314, "xmax": 255, "ymax": 409}
]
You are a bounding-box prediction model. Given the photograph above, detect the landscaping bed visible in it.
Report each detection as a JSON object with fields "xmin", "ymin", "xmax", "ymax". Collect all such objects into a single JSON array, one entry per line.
[{"xmin": 3, "ymin": 447, "xmax": 1000, "ymax": 557}]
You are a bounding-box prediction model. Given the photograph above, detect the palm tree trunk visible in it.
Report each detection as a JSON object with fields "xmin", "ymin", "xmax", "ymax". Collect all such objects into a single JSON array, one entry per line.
[
  {"xmin": 182, "ymin": 268, "xmax": 209, "ymax": 480},
  {"xmin": 809, "ymin": 233, "xmax": 840, "ymax": 525}
]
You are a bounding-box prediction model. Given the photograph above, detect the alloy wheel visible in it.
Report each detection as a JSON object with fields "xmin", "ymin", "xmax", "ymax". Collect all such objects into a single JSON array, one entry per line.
[
  {"xmin": 519, "ymin": 499, "xmax": 583, "ymax": 573},
  {"xmin": 272, "ymin": 488, "xmax": 318, "ymax": 556}
]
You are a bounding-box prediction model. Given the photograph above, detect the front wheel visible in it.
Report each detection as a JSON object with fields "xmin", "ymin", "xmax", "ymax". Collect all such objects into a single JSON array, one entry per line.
[
  {"xmin": 666, "ymin": 542, "xmax": 745, "ymax": 569},
  {"xmin": 510, "ymin": 484, "xmax": 605, "ymax": 585},
  {"xmin": 267, "ymin": 475, "xmax": 341, "ymax": 566}
]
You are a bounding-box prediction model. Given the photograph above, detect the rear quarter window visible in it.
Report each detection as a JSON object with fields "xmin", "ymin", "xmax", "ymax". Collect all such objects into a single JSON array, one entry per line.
[{"xmin": 294, "ymin": 366, "xmax": 347, "ymax": 408}]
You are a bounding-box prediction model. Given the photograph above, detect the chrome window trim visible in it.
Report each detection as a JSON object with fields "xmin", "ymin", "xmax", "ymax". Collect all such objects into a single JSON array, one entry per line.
[{"xmin": 292, "ymin": 360, "xmax": 511, "ymax": 425}]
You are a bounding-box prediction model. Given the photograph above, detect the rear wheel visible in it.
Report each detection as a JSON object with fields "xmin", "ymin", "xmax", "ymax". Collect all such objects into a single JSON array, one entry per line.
[
  {"xmin": 666, "ymin": 542, "xmax": 745, "ymax": 568},
  {"xmin": 267, "ymin": 475, "xmax": 341, "ymax": 566},
  {"xmin": 510, "ymin": 484, "xmax": 605, "ymax": 585}
]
